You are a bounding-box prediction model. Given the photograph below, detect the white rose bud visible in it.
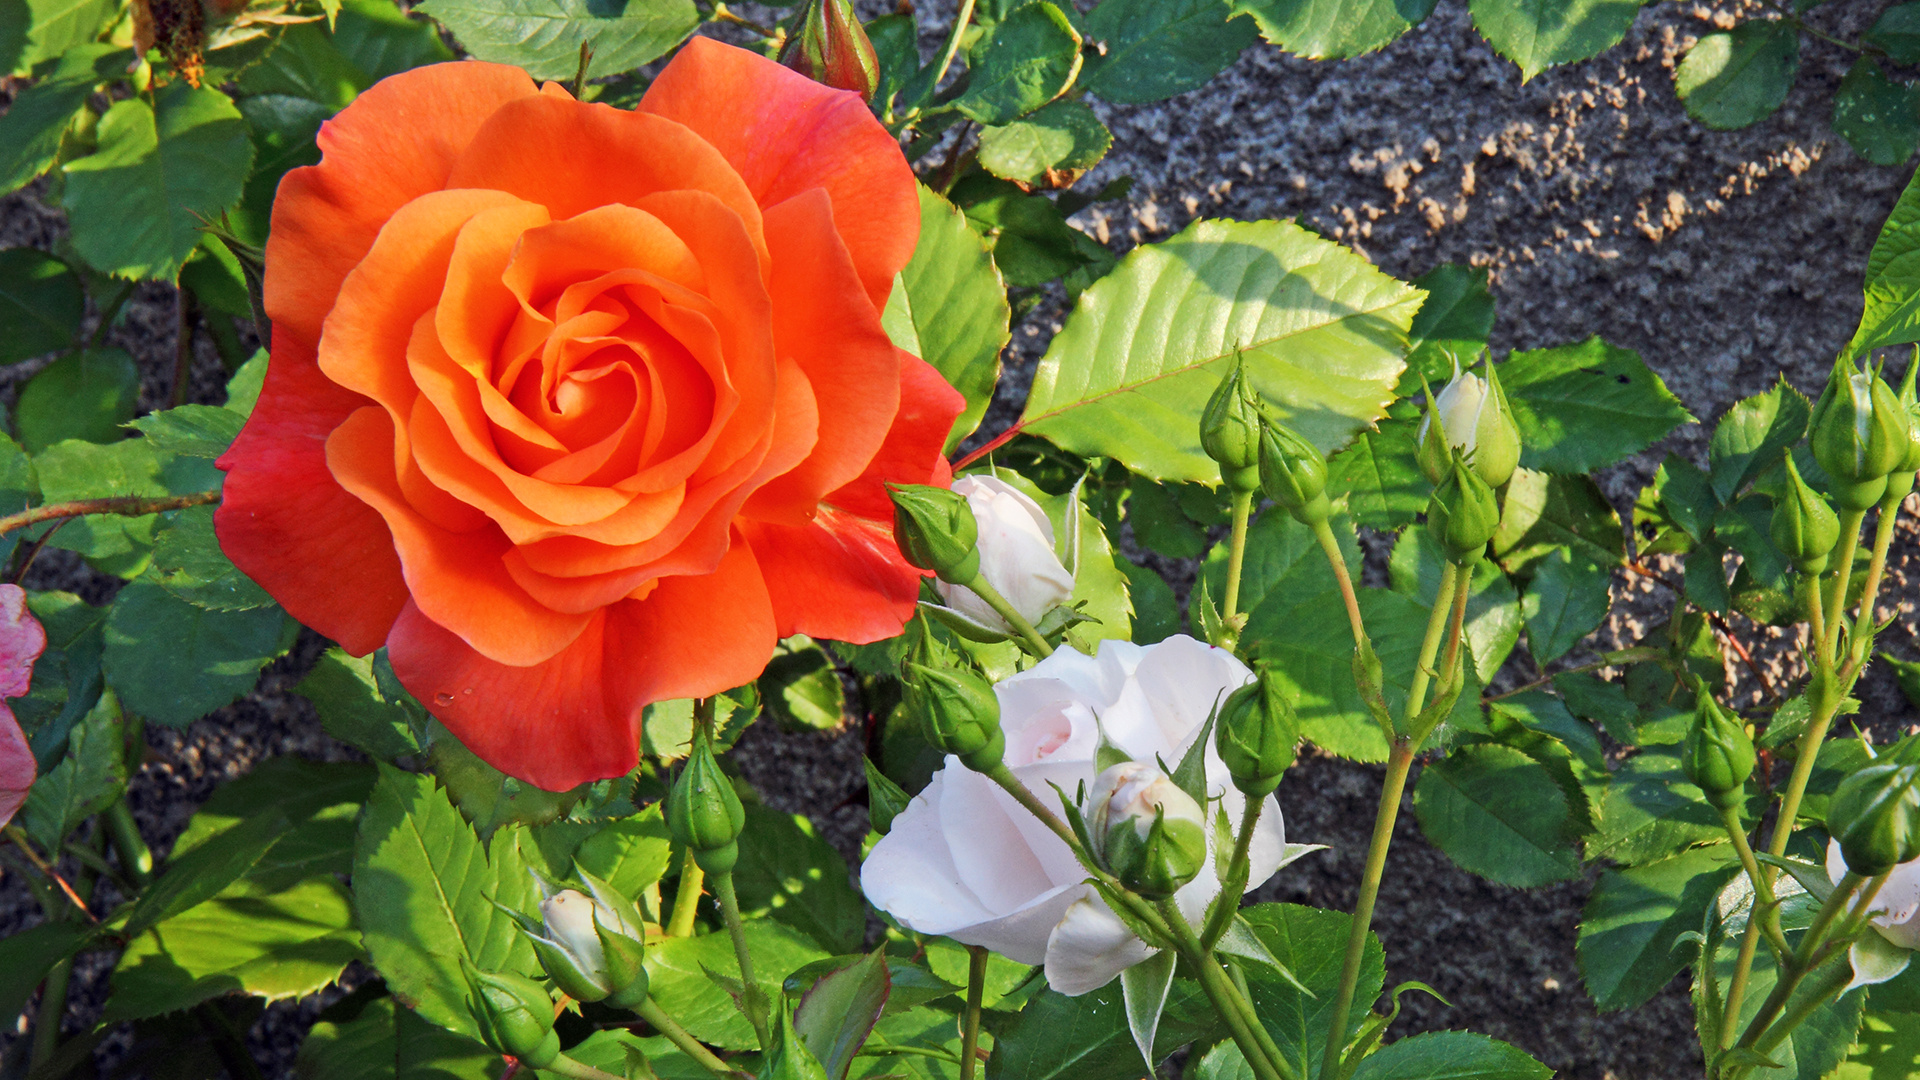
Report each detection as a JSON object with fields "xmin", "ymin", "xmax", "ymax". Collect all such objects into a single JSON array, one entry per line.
[
  {"xmin": 1417, "ymin": 359, "xmax": 1521, "ymax": 488},
  {"xmin": 935, "ymin": 476, "xmax": 1074, "ymax": 633},
  {"xmin": 541, "ymin": 890, "xmax": 608, "ymax": 973},
  {"xmin": 1088, "ymin": 761, "xmax": 1208, "ymax": 899}
]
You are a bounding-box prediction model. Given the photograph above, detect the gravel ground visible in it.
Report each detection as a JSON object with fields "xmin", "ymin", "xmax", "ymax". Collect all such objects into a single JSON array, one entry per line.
[{"xmin": 7, "ymin": 0, "xmax": 1920, "ymax": 1075}]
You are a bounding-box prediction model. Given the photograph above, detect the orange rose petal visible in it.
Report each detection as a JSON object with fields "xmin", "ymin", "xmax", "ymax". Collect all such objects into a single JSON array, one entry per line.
[
  {"xmin": 639, "ymin": 37, "xmax": 917, "ymax": 310},
  {"xmin": 604, "ymin": 529, "xmax": 777, "ymax": 708},
  {"xmin": 215, "ymin": 336, "xmax": 409, "ymax": 656},
  {"xmin": 822, "ymin": 354, "xmax": 964, "ymax": 521},
  {"xmin": 740, "ymin": 508, "xmax": 920, "ymax": 643},
  {"xmin": 267, "ymin": 62, "xmax": 537, "ymax": 353},
  {"xmin": 445, "ymin": 94, "xmax": 769, "ymax": 270},
  {"xmin": 327, "ymin": 405, "xmax": 594, "ymax": 666},
  {"xmin": 739, "ymin": 189, "xmax": 899, "ymax": 524},
  {"xmin": 387, "ymin": 601, "xmax": 635, "ymax": 791},
  {"xmin": 434, "ymin": 200, "xmax": 556, "ymax": 385},
  {"xmin": 501, "ymin": 203, "xmax": 706, "ymax": 309}
]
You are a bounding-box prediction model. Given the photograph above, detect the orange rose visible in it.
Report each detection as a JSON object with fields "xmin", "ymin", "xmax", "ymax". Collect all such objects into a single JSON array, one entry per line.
[{"xmin": 216, "ymin": 39, "xmax": 962, "ymax": 790}]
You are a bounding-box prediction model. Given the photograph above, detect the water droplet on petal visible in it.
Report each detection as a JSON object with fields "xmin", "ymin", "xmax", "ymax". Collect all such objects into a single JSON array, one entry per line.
[{"xmin": 434, "ymin": 692, "xmax": 455, "ymax": 706}]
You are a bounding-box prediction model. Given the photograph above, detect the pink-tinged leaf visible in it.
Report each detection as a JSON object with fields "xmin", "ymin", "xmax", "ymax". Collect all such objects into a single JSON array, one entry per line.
[
  {"xmin": 0, "ymin": 703, "xmax": 31, "ymax": 828},
  {"xmin": 0, "ymin": 584, "xmax": 47, "ymax": 699}
]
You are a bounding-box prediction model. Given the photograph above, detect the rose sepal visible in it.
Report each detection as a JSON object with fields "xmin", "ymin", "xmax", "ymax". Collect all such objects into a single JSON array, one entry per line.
[
  {"xmin": 463, "ymin": 960, "xmax": 560, "ymax": 1068},
  {"xmin": 1088, "ymin": 878, "xmax": 1177, "ymax": 951},
  {"xmin": 1213, "ymin": 913, "xmax": 1312, "ymax": 996},
  {"xmin": 1351, "ymin": 634, "xmax": 1395, "ymax": 740}
]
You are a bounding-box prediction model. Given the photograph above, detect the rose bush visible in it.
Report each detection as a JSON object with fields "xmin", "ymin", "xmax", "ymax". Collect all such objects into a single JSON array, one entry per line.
[
  {"xmin": 861, "ymin": 635, "xmax": 1290, "ymax": 996},
  {"xmin": 215, "ymin": 39, "xmax": 961, "ymax": 789}
]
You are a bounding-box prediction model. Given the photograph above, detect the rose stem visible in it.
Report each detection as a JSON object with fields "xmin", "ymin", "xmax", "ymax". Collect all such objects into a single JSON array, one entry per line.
[
  {"xmin": 537, "ymin": 1056, "xmax": 626, "ymax": 1080},
  {"xmin": 960, "ymin": 945, "xmax": 987, "ymax": 1080},
  {"xmin": 1222, "ymin": 489, "xmax": 1255, "ymax": 621},
  {"xmin": 1732, "ymin": 873, "xmax": 1865, "ymax": 1058},
  {"xmin": 1821, "ymin": 507, "xmax": 1867, "ymax": 660},
  {"xmin": 1847, "ymin": 486, "xmax": 1907, "ymax": 670},
  {"xmin": 0, "ymin": 490, "xmax": 220, "ymax": 538},
  {"xmin": 635, "ymin": 1000, "xmax": 741, "ymax": 1078},
  {"xmin": 1320, "ymin": 564, "xmax": 1462, "ymax": 1080},
  {"xmin": 963, "ymin": 576, "xmax": 1054, "ymax": 657},
  {"xmin": 711, "ymin": 871, "xmax": 771, "ymax": 1051},
  {"xmin": 666, "ymin": 848, "xmax": 704, "ymax": 938},
  {"xmin": 1159, "ymin": 900, "xmax": 1293, "ymax": 1080},
  {"xmin": 1716, "ymin": 803, "xmax": 1783, "ymax": 1050},
  {"xmin": 1310, "ymin": 518, "xmax": 1366, "ymax": 647}
]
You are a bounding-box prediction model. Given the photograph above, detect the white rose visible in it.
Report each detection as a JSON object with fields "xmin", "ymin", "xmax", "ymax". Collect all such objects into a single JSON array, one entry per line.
[
  {"xmin": 1827, "ymin": 839, "xmax": 1920, "ymax": 949},
  {"xmin": 933, "ymin": 476, "xmax": 1074, "ymax": 634},
  {"xmin": 860, "ymin": 635, "xmax": 1292, "ymax": 996}
]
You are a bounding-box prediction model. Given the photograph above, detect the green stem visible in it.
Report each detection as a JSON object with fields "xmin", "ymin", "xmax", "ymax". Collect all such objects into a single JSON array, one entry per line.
[
  {"xmin": 1718, "ymin": 804, "xmax": 1781, "ymax": 1050},
  {"xmin": 1734, "ymin": 874, "xmax": 1862, "ymax": 1055},
  {"xmin": 29, "ymin": 959, "xmax": 73, "ymax": 1071},
  {"xmin": 1822, "ymin": 508, "xmax": 1867, "ymax": 660},
  {"xmin": 1310, "ymin": 517, "xmax": 1366, "ymax": 647},
  {"xmin": 667, "ymin": 848, "xmax": 705, "ymax": 938},
  {"xmin": 1222, "ymin": 489, "xmax": 1256, "ymax": 621},
  {"xmin": 1846, "ymin": 493, "xmax": 1904, "ymax": 669},
  {"xmin": 1320, "ymin": 741, "xmax": 1417, "ymax": 1080},
  {"xmin": 104, "ymin": 797, "xmax": 152, "ymax": 888},
  {"xmin": 542, "ymin": 1054, "xmax": 627, "ymax": 1080},
  {"xmin": 1751, "ymin": 953, "xmax": 1854, "ymax": 1061},
  {"xmin": 963, "ymin": 575, "xmax": 1054, "ymax": 657},
  {"xmin": 0, "ymin": 490, "xmax": 220, "ymax": 538},
  {"xmin": 960, "ymin": 945, "xmax": 987, "ymax": 1080},
  {"xmin": 1801, "ymin": 572, "xmax": 1828, "ymax": 672},
  {"xmin": 636, "ymin": 999, "xmax": 741, "ymax": 1078},
  {"xmin": 1160, "ymin": 903, "xmax": 1293, "ymax": 1080},
  {"xmin": 89, "ymin": 280, "xmax": 136, "ymax": 349},
  {"xmin": 858, "ymin": 1044, "xmax": 965, "ymax": 1063},
  {"xmin": 1403, "ymin": 563, "xmax": 1461, "ymax": 727},
  {"xmin": 712, "ymin": 872, "xmax": 770, "ymax": 1052},
  {"xmin": 1202, "ymin": 795, "xmax": 1264, "ymax": 950}
]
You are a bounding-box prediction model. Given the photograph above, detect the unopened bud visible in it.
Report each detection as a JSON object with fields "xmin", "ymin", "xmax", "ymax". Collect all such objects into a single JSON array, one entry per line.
[
  {"xmin": 1810, "ymin": 361, "xmax": 1910, "ymax": 509},
  {"xmin": 1425, "ymin": 453, "xmax": 1501, "ymax": 563},
  {"xmin": 1681, "ymin": 686, "xmax": 1755, "ymax": 811},
  {"xmin": 528, "ymin": 873, "xmax": 649, "ymax": 1008},
  {"xmin": 1215, "ymin": 670, "xmax": 1296, "ymax": 798},
  {"xmin": 904, "ymin": 661, "xmax": 1004, "ymax": 772},
  {"xmin": 1201, "ymin": 359, "xmax": 1263, "ymax": 493},
  {"xmin": 1418, "ymin": 359, "xmax": 1522, "ymax": 489},
  {"xmin": 1828, "ymin": 763, "xmax": 1920, "ymax": 877},
  {"xmin": 890, "ymin": 484, "xmax": 981, "ymax": 586},
  {"xmin": 1771, "ymin": 455, "xmax": 1840, "ymax": 576},
  {"xmin": 1257, "ymin": 416, "xmax": 1329, "ymax": 525},
  {"xmin": 466, "ymin": 963, "xmax": 559, "ymax": 1068},
  {"xmin": 778, "ymin": 0, "xmax": 881, "ymax": 101},
  {"xmin": 667, "ymin": 731, "xmax": 745, "ymax": 874},
  {"xmin": 1088, "ymin": 762, "xmax": 1207, "ymax": 899}
]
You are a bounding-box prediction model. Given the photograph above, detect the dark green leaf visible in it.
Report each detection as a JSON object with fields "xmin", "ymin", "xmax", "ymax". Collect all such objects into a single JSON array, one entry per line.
[
  {"xmin": 1235, "ymin": 0, "xmax": 1430, "ymax": 59},
  {"xmin": 295, "ymin": 996, "xmax": 499, "ymax": 1080},
  {"xmin": 1400, "ymin": 264, "xmax": 1494, "ymax": 393},
  {"xmin": 1491, "ymin": 468, "xmax": 1623, "ymax": 578},
  {"xmin": 977, "ymin": 99, "xmax": 1112, "ymax": 186},
  {"xmin": 734, "ymin": 803, "xmax": 864, "ymax": 954},
  {"xmin": 1522, "ymin": 547, "xmax": 1611, "ymax": 664},
  {"xmin": 794, "ymin": 952, "xmax": 890, "ymax": 1080},
  {"xmin": 0, "ymin": 921, "xmax": 94, "ymax": 1023},
  {"xmin": 1241, "ymin": 902, "xmax": 1385, "ymax": 1079},
  {"xmin": 234, "ymin": 94, "xmax": 328, "ymax": 245},
  {"xmin": 1834, "ymin": 58, "xmax": 1920, "ymax": 168},
  {"xmin": 989, "ymin": 976, "xmax": 1222, "ymax": 1080},
  {"xmin": 1708, "ymin": 379, "xmax": 1808, "ymax": 503},
  {"xmin": 1498, "ymin": 338, "xmax": 1693, "ymax": 475},
  {"xmin": 427, "ymin": 732, "xmax": 591, "ymax": 839},
  {"xmin": 418, "ymin": 0, "xmax": 698, "ymax": 81},
  {"xmin": 1204, "ymin": 508, "xmax": 1360, "ymax": 630},
  {"xmin": 1468, "ymin": 0, "xmax": 1640, "ymax": 81},
  {"xmin": 1592, "ymin": 747, "xmax": 1731, "ymax": 866},
  {"xmin": 644, "ymin": 920, "xmax": 829, "ymax": 1050},
  {"xmin": 1414, "ymin": 743, "xmax": 1581, "ymax": 887},
  {"xmin": 62, "ymin": 83, "xmax": 252, "ymax": 281},
  {"xmin": 1081, "ymin": 0, "xmax": 1257, "ymax": 104},
  {"xmin": 18, "ymin": 689, "xmax": 123, "ymax": 853},
  {"xmin": 102, "ymin": 580, "xmax": 293, "ymax": 727},
  {"xmin": 1388, "ymin": 526, "xmax": 1521, "ymax": 681},
  {"xmin": 572, "ymin": 804, "xmax": 673, "ymax": 900},
  {"xmin": 0, "ymin": 247, "xmax": 84, "ymax": 362},
  {"xmin": 1326, "ymin": 418, "xmax": 1427, "ymax": 530},
  {"xmin": 1553, "ymin": 671, "xmax": 1638, "ymax": 744},
  {"xmin": 148, "ymin": 505, "xmax": 277, "ymax": 612},
  {"xmin": 1349, "ymin": 1031, "xmax": 1551, "ymax": 1079},
  {"xmin": 1, "ymin": 0, "xmax": 119, "ymax": 77},
  {"xmin": 121, "ymin": 803, "xmax": 291, "ymax": 940},
  {"xmin": 128, "ymin": 404, "xmax": 247, "ymax": 460},
  {"xmin": 169, "ymin": 755, "xmax": 375, "ymax": 892},
  {"xmin": 950, "ymin": 173, "xmax": 1104, "ymax": 288},
  {"xmin": 14, "ymin": 590, "xmax": 104, "ymax": 770},
  {"xmin": 951, "ymin": 2, "xmax": 1081, "ymax": 124},
  {"xmin": 1867, "ymin": 3, "xmax": 1920, "ymax": 64},
  {"xmin": 1119, "ymin": 557, "xmax": 1180, "ymax": 644},
  {"xmin": 294, "ymin": 648, "xmax": 428, "ymax": 759},
  {"xmin": 353, "ymin": 764, "xmax": 543, "ymax": 1041},
  {"xmin": 1129, "ymin": 478, "xmax": 1211, "ymax": 558},
  {"xmin": 762, "ymin": 636, "xmax": 848, "ymax": 732},
  {"xmin": 638, "ymin": 686, "xmax": 758, "ymax": 761},
  {"xmin": 16, "ymin": 347, "xmax": 138, "ymax": 451},
  {"xmin": 1675, "ymin": 21, "xmax": 1799, "ymax": 130},
  {"xmin": 1578, "ymin": 846, "xmax": 1738, "ymax": 1011},
  {"xmin": 864, "ymin": 756, "xmax": 911, "ymax": 835}
]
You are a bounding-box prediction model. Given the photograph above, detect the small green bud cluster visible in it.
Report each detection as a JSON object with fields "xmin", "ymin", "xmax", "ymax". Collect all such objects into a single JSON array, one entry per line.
[
  {"xmin": 1197, "ymin": 360, "xmax": 1330, "ymax": 523},
  {"xmin": 1214, "ymin": 668, "xmax": 1298, "ymax": 798},
  {"xmin": 1770, "ymin": 456, "xmax": 1841, "ymax": 576},
  {"xmin": 1425, "ymin": 451, "xmax": 1501, "ymax": 563},
  {"xmin": 1681, "ymin": 686, "xmax": 1755, "ymax": 811},
  {"xmin": 1828, "ymin": 762, "xmax": 1920, "ymax": 877},
  {"xmin": 1808, "ymin": 359, "xmax": 1914, "ymax": 511},
  {"xmin": 903, "ymin": 658, "xmax": 1005, "ymax": 773},
  {"xmin": 777, "ymin": 0, "xmax": 880, "ymax": 101},
  {"xmin": 667, "ymin": 730, "xmax": 746, "ymax": 874},
  {"xmin": 1200, "ymin": 358, "xmax": 1264, "ymax": 494},
  {"xmin": 1088, "ymin": 761, "xmax": 1208, "ymax": 899},
  {"xmin": 465, "ymin": 962, "xmax": 560, "ymax": 1068},
  {"xmin": 889, "ymin": 483, "xmax": 981, "ymax": 586}
]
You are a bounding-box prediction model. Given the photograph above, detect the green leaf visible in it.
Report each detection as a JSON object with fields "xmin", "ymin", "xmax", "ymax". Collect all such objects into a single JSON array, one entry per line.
[
  {"xmin": 643, "ymin": 921, "xmax": 829, "ymax": 1050},
  {"xmin": 1522, "ymin": 547, "xmax": 1612, "ymax": 664},
  {"xmin": 169, "ymin": 756, "xmax": 376, "ymax": 892},
  {"xmin": 1578, "ymin": 846, "xmax": 1739, "ymax": 1012},
  {"xmin": 1233, "ymin": 0, "xmax": 1430, "ymax": 60},
  {"xmin": 353, "ymin": 764, "xmax": 543, "ymax": 1042},
  {"xmin": 295, "ymin": 996, "xmax": 500, "ymax": 1080},
  {"xmin": 2, "ymin": 46, "xmax": 122, "ymax": 195},
  {"xmin": 1119, "ymin": 557, "xmax": 1180, "ymax": 644},
  {"xmin": 989, "ymin": 976, "xmax": 1222, "ymax": 1080},
  {"xmin": 1019, "ymin": 218, "xmax": 1422, "ymax": 483},
  {"xmin": 1709, "ymin": 378, "xmax": 1809, "ymax": 502},
  {"xmin": 1349, "ymin": 1031, "xmax": 1551, "ymax": 1079},
  {"xmin": 15, "ymin": 347, "xmax": 139, "ymax": 451},
  {"xmin": 1400, "ymin": 264, "xmax": 1494, "ymax": 392},
  {"xmin": 1703, "ymin": 910, "xmax": 1866, "ymax": 1077},
  {"xmin": 1675, "ymin": 21, "xmax": 1799, "ymax": 130},
  {"xmin": 18, "ymin": 689, "xmax": 123, "ymax": 853},
  {"xmin": 294, "ymin": 648, "xmax": 426, "ymax": 760},
  {"xmin": 1848, "ymin": 144, "xmax": 1920, "ymax": 360},
  {"xmin": 950, "ymin": 2, "xmax": 1081, "ymax": 124},
  {"xmin": 234, "ymin": 94, "xmax": 328, "ymax": 246},
  {"xmin": 882, "ymin": 185, "xmax": 1009, "ymax": 451},
  {"xmin": 0, "ymin": 247, "xmax": 83, "ymax": 363},
  {"xmin": 0, "ymin": 921, "xmax": 94, "ymax": 1023},
  {"xmin": 102, "ymin": 580, "xmax": 293, "ymax": 727},
  {"xmin": 106, "ymin": 876, "xmax": 362, "ymax": 1022},
  {"xmin": 1388, "ymin": 526, "xmax": 1521, "ymax": 681},
  {"xmin": 949, "ymin": 173, "xmax": 1103, "ymax": 288},
  {"xmin": 1241, "ymin": 902, "xmax": 1385, "ymax": 1078},
  {"xmin": 571, "ymin": 804, "xmax": 673, "ymax": 899},
  {"xmin": 62, "ymin": 83, "xmax": 252, "ymax": 281},
  {"xmin": 1592, "ymin": 747, "xmax": 1731, "ymax": 866},
  {"xmin": 128, "ymin": 404, "xmax": 247, "ymax": 460},
  {"xmin": 734, "ymin": 803, "xmax": 864, "ymax": 955},
  {"xmin": 1498, "ymin": 338, "xmax": 1693, "ymax": 474},
  {"xmin": 1204, "ymin": 507, "xmax": 1360, "ymax": 631},
  {"xmin": 427, "ymin": 733, "xmax": 591, "ymax": 838},
  {"xmin": 1468, "ymin": 0, "xmax": 1640, "ymax": 81},
  {"xmin": 793, "ymin": 951, "xmax": 891, "ymax": 1080},
  {"xmin": 13, "ymin": 590, "xmax": 103, "ymax": 770},
  {"xmin": 1834, "ymin": 58, "xmax": 1920, "ymax": 168},
  {"xmin": 1491, "ymin": 468, "xmax": 1623, "ymax": 578},
  {"xmin": 762, "ymin": 636, "xmax": 848, "ymax": 732},
  {"xmin": 121, "ymin": 802, "xmax": 292, "ymax": 941},
  {"xmin": 1081, "ymin": 0, "xmax": 1258, "ymax": 105},
  {"xmin": 978, "ymin": 99, "xmax": 1112, "ymax": 187},
  {"xmin": 1, "ymin": 0, "xmax": 119, "ymax": 76},
  {"xmin": 1326, "ymin": 418, "xmax": 1427, "ymax": 530},
  {"xmin": 417, "ymin": 0, "xmax": 698, "ymax": 81},
  {"xmin": 638, "ymin": 686, "xmax": 758, "ymax": 762},
  {"xmin": 31, "ymin": 436, "xmax": 217, "ymax": 574},
  {"xmin": 1414, "ymin": 743, "xmax": 1581, "ymax": 887},
  {"xmin": 1866, "ymin": 3, "xmax": 1920, "ymax": 64},
  {"xmin": 1837, "ymin": 1011, "xmax": 1920, "ymax": 1077},
  {"xmin": 148, "ymin": 505, "xmax": 277, "ymax": 612}
]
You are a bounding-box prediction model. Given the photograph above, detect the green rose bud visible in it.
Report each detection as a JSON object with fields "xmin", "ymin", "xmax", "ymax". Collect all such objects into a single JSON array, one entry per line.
[
  {"xmin": 1215, "ymin": 668, "xmax": 1297, "ymax": 798},
  {"xmin": 777, "ymin": 0, "xmax": 880, "ymax": 101},
  {"xmin": 525, "ymin": 871, "xmax": 650, "ymax": 1009},
  {"xmin": 889, "ymin": 483, "xmax": 981, "ymax": 586},
  {"xmin": 1889, "ymin": 359, "xmax": 1920, "ymax": 503},
  {"xmin": 1828, "ymin": 763, "xmax": 1920, "ymax": 877},
  {"xmin": 1417, "ymin": 359, "xmax": 1522, "ymax": 489},
  {"xmin": 1088, "ymin": 761, "xmax": 1208, "ymax": 899},
  {"xmin": 465, "ymin": 963, "xmax": 560, "ymax": 1068},
  {"xmin": 1809, "ymin": 361, "xmax": 1910, "ymax": 508},
  {"xmin": 1770, "ymin": 455, "xmax": 1841, "ymax": 576},
  {"xmin": 904, "ymin": 661, "xmax": 1005, "ymax": 772},
  {"xmin": 1425, "ymin": 453, "xmax": 1501, "ymax": 563},
  {"xmin": 1257, "ymin": 415, "xmax": 1330, "ymax": 525},
  {"xmin": 1201, "ymin": 359, "xmax": 1263, "ymax": 493},
  {"xmin": 667, "ymin": 730, "xmax": 746, "ymax": 874},
  {"xmin": 1681, "ymin": 686, "xmax": 1755, "ymax": 811}
]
